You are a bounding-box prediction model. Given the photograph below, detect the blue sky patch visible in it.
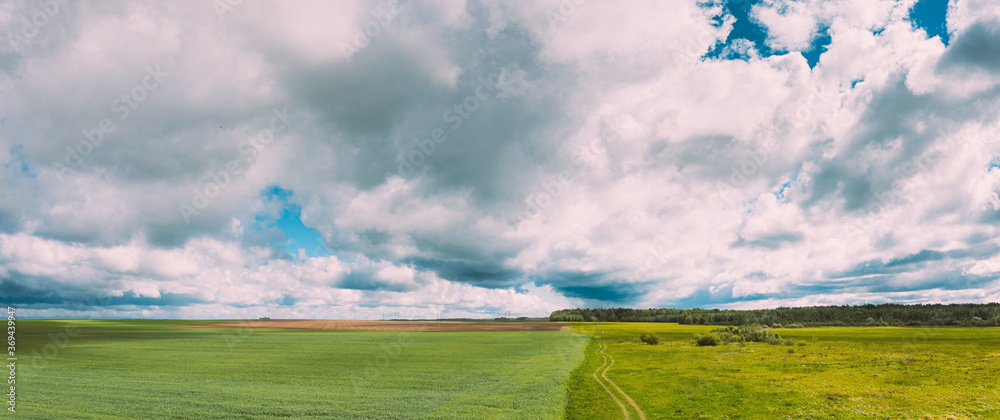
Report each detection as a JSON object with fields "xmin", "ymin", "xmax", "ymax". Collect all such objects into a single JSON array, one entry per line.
[
  {"xmin": 801, "ymin": 25, "xmax": 832, "ymax": 68},
  {"xmin": 908, "ymin": 0, "xmax": 950, "ymax": 45},
  {"xmin": 659, "ymin": 284, "xmax": 773, "ymax": 309},
  {"xmin": 5, "ymin": 145, "xmax": 35, "ymax": 178},
  {"xmin": 704, "ymin": 0, "xmax": 831, "ymax": 67},
  {"xmin": 774, "ymin": 180, "xmax": 792, "ymax": 200},
  {"xmin": 705, "ymin": 0, "xmax": 770, "ymax": 60},
  {"xmin": 254, "ymin": 186, "xmax": 330, "ymax": 260}
]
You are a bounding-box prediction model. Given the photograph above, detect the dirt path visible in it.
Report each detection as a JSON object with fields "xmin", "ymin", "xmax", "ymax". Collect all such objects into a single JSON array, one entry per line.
[
  {"xmin": 592, "ymin": 342, "xmax": 630, "ymax": 419},
  {"xmin": 597, "ymin": 342, "xmax": 647, "ymax": 420},
  {"xmin": 593, "ymin": 341, "xmax": 647, "ymax": 420}
]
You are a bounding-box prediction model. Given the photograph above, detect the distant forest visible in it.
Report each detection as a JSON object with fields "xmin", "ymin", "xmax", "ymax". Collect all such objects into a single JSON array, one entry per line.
[{"xmin": 549, "ymin": 303, "xmax": 1000, "ymax": 327}]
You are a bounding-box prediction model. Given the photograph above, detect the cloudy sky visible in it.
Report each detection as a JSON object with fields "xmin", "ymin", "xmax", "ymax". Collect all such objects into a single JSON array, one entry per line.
[{"xmin": 2, "ymin": 0, "xmax": 999, "ymax": 319}]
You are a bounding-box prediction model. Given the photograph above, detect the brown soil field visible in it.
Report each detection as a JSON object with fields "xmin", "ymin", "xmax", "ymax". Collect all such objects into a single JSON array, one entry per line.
[{"xmin": 177, "ymin": 319, "xmax": 570, "ymax": 332}]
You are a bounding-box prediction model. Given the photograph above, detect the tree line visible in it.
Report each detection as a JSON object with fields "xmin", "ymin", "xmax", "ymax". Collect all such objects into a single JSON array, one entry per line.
[{"xmin": 549, "ymin": 303, "xmax": 1000, "ymax": 327}]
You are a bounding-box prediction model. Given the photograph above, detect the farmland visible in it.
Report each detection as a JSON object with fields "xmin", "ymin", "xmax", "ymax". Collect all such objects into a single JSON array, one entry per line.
[
  {"xmin": 565, "ymin": 323, "xmax": 1000, "ymax": 419},
  {"xmin": 13, "ymin": 319, "xmax": 1000, "ymax": 419},
  {"xmin": 180, "ymin": 319, "xmax": 570, "ymax": 331},
  {"xmin": 14, "ymin": 319, "xmax": 586, "ymax": 419}
]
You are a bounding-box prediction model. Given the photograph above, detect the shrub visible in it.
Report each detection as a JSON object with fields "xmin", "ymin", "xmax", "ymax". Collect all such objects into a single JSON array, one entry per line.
[
  {"xmin": 715, "ymin": 331, "xmax": 739, "ymax": 344},
  {"xmin": 640, "ymin": 333, "xmax": 660, "ymax": 345},
  {"xmin": 740, "ymin": 324, "xmax": 771, "ymax": 343},
  {"xmin": 694, "ymin": 334, "xmax": 721, "ymax": 346},
  {"xmin": 700, "ymin": 324, "xmax": 798, "ymax": 346}
]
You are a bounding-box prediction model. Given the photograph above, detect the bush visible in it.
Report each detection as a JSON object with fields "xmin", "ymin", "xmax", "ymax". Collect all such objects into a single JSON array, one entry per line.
[
  {"xmin": 640, "ymin": 333, "xmax": 660, "ymax": 345},
  {"xmin": 713, "ymin": 326, "xmax": 744, "ymax": 343},
  {"xmin": 715, "ymin": 331, "xmax": 740, "ymax": 344},
  {"xmin": 694, "ymin": 334, "xmax": 721, "ymax": 346},
  {"xmin": 740, "ymin": 324, "xmax": 771, "ymax": 343},
  {"xmin": 698, "ymin": 324, "xmax": 798, "ymax": 346}
]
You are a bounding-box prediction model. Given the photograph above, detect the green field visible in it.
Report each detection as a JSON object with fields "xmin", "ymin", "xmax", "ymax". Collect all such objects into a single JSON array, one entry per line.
[
  {"xmin": 14, "ymin": 320, "xmax": 587, "ymax": 419},
  {"xmin": 566, "ymin": 323, "xmax": 1000, "ymax": 419},
  {"xmin": 13, "ymin": 320, "xmax": 1000, "ymax": 419}
]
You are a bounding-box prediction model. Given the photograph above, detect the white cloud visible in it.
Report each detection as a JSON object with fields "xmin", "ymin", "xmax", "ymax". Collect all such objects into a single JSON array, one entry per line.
[{"xmin": 2, "ymin": 0, "xmax": 999, "ymax": 318}]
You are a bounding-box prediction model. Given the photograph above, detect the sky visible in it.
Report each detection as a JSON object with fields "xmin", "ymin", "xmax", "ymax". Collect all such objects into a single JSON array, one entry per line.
[{"xmin": 1, "ymin": 0, "xmax": 1000, "ymax": 319}]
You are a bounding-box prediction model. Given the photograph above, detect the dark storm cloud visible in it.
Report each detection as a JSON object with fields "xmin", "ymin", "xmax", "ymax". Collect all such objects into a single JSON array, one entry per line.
[
  {"xmin": 800, "ymin": 74, "xmax": 1000, "ymax": 213},
  {"xmin": 938, "ymin": 19, "xmax": 1000, "ymax": 74},
  {"xmin": 554, "ymin": 284, "xmax": 646, "ymax": 303},
  {"xmin": 0, "ymin": 271, "xmax": 201, "ymax": 307},
  {"xmin": 732, "ymin": 232, "xmax": 804, "ymax": 249},
  {"xmin": 337, "ymin": 270, "xmax": 418, "ymax": 292},
  {"xmin": 533, "ymin": 271, "xmax": 650, "ymax": 304},
  {"xmin": 284, "ymin": 42, "xmax": 440, "ymax": 138},
  {"xmin": 0, "ymin": 207, "xmax": 19, "ymax": 234},
  {"xmin": 275, "ymin": 10, "xmax": 574, "ymax": 203},
  {"xmin": 833, "ymin": 246, "xmax": 1000, "ymax": 279},
  {"xmin": 404, "ymin": 257, "xmax": 522, "ymax": 288}
]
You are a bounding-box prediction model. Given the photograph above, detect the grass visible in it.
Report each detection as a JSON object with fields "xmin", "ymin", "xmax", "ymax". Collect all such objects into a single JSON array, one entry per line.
[
  {"xmin": 565, "ymin": 322, "xmax": 1000, "ymax": 419},
  {"xmin": 17, "ymin": 319, "xmax": 1000, "ymax": 418},
  {"xmin": 14, "ymin": 319, "xmax": 587, "ymax": 419}
]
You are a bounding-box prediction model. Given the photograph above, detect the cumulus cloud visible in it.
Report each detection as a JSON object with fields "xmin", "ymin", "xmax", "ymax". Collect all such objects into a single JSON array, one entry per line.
[{"xmin": 1, "ymin": 0, "xmax": 999, "ymax": 318}]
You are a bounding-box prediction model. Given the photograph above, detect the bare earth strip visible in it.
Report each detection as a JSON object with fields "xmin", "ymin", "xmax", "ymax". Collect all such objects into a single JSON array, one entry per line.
[
  {"xmin": 597, "ymin": 342, "xmax": 647, "ymax": 420},
  {"xmin": 593, "ymin": 342, "xmax": 631, "ymax": 420},
  {"xmin": 175, "ymin": 319, "xmax": 569, "ymax": 332}
]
